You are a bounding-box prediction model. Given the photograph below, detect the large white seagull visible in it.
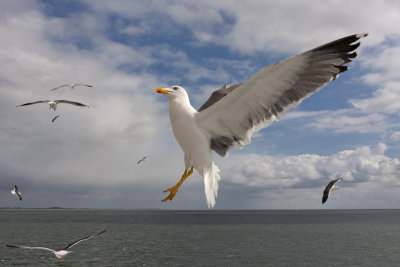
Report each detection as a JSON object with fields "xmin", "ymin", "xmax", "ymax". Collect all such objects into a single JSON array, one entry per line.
[{"xmin": 156, "ymin": 33, "xmax": 368, "ymax": 208}]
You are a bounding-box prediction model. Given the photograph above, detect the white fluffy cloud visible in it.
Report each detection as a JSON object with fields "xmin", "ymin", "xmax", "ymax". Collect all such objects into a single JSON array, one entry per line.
[
  {"xmin": 220, "ymin": 143, "xmax": 400, "ymax": 189},
  {"xmin": 1, "ymin": 0, "xmax": 400, "ymax": 209}
]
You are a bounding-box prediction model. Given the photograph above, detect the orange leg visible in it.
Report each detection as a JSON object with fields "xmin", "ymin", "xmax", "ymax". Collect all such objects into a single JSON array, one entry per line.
[{"xmin": 162, "ymin": 167, "xmax": 193, "ymax": 202}]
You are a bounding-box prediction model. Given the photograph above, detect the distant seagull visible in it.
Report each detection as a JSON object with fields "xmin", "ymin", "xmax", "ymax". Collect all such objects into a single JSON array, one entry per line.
[
  {"xmin": 17, "ymin": 100, "xmax": 89, "ymax": 111},
  {"xmin": 6, "ymin": 229, "xmax": 106, "ymax": 259},
  {"xmin": 52, "ymin": 115, "xmax": 60, "ymax": 123},
  {"xmin": 322, "ymin": 178, "xmax": 343, "ymax": 204},
  {"xmin": 51, "ymin": 84, "xmax": 93, "ymax": 91},
  {"xmin": 11, "ymin": 185, "xmax": 22, "ymax": 201},
  {"xmin": 137, "ymin": 156, "xmax": 150, "ymax": 164}
]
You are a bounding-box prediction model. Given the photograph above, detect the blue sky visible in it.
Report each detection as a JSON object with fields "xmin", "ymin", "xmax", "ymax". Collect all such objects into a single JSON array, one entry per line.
[{"xmin": 1, "ymin": 0, "xmax": 400, "ymax": 209}]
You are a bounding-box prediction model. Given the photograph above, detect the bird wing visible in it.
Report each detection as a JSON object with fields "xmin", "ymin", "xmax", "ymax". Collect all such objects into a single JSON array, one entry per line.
[
  {"xmin": 327, "ymin": 178, "xmax": 343, "ymax": 188},
  {"xmin": 17, "ymin": 192, "xmax": 22, "ymax": 200},
  {"xmin": 52, "ymin": 115, "xmax": 60, "ymax": 122},
  {"xmin": 14, "ymin": 185, "xmax": 18, "ymax": 191},
  {"xmin": 17, "ymin": 101, "xmax": 50, "ymax": 107},
  {"xmin": 75, "ymin": 84, "xmax": 93, "ymax": 87},
  {"xmin": 55, "ymin": 100, "xmax": 89, "ymax": 107},
  {"xmin": 195, "ymin": 34, "xmax": 367, "ymax": 157},
  {"xmin": 63, "ymin": 229, "xmax": 106, "ymax": 250},
  {"xmin": 51, "ymin": 85, "xmax": 69, "ymax": 91},
  {"xmin": 6, "ymin": 244, "xmax": 56, "ymax": 253},
  {"xmin": 198, "ymin": 83, "xmax": 242, "ymax": 112},
  {"xmin": 322, "ymin": 189, "xmax": 330, "ymax": 204}
]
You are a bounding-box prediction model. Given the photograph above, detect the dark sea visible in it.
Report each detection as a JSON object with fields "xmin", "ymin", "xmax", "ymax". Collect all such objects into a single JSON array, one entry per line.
[{"xmin": 1, "ymin": 209, "xmax": 400, "ymax": 266}]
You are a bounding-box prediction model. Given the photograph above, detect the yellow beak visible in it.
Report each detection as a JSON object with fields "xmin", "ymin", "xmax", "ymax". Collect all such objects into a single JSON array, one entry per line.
[{"xmin": 155, "ymin": 87, "xmax": 170, "ymax": 94}]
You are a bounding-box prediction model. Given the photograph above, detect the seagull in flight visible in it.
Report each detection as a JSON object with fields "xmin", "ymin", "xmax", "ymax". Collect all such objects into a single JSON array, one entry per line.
[
  {"xmin": 322, "ymin": 178, "xmax": 343, "ymax": 204},
  {"xmin": 51, "ymin": 84, "xmax": 93, "ymax": 91},
  {"xmin": 6, "ymin": 229, "xmax": 106, "ymax": 259},
  {"xmin": 137, "ymin": 156, "xmax": 150, "ymax": 164},
  {"xmin": 155, "ymin": 33, "xmax": 367, "ymax": 208},
  {"xmin": 17, "ymin": 100, "xmax": 89, "ymax": 111},
  {"xmin": 11, "ymin": 185, "xmax": 22, "ymax": 201}
]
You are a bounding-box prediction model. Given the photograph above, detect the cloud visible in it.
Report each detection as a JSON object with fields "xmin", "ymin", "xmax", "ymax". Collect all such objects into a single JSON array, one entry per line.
[
  {"xmin": 390, "ymin": 131, "xmax": 400, "ymax": 142},
  {"xmin": 219, "ymin": 143, "xmax": 400, "ymax": 190},
  {"xmin": 1, "ymin": 1, "xmax": 400, "ymax": 210}
]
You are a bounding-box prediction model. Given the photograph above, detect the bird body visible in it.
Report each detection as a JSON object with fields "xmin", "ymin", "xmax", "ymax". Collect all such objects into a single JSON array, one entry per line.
[
  {"xmin": 51, "ymin": 84, "xmax": 93, "ymax": 91},
  {"xmin": 137, "ymin": 156, "xmax": 150, "ymax": 164},
  {"xmin": 11, "ymin": 185, "xmax": 22, "ymax": 200},
  {"xmin": 168, "ymin": 88, "xmax": 220, "ymax": 206},
  {"xmin": 6, "ymin": 229, "xmax": 106, "ymax": 259},
  {"xmin": 17, "ymin": 100, "xmax": 89, "ymax": 110},
  {"xmin": 156, "ymin": 33, "xmax": 367, "ymax": 208},
  {"xmin": 322, "ymin": 178, "xmax": 343, "ymax": 204}
]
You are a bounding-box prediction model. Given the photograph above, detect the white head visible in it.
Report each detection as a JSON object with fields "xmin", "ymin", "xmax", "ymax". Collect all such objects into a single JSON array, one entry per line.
[{"xmin": 155, "ymin": 86, "xmax": 189, "ymax": 102}]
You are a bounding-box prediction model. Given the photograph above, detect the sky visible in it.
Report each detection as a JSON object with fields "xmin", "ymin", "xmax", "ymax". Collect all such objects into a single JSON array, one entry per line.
[{"xmin": 1, "ymin": 0, "xmax": 400, "ymax": 209}]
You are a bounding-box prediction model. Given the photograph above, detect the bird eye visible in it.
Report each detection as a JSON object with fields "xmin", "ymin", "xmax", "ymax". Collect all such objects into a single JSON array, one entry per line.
[{"xmin": 173, "ymin": 86, "xmax": 179, "ymax": 90}]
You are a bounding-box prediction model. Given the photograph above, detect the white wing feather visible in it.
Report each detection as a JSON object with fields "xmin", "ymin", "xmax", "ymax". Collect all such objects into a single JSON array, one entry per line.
[{"xmin": 195, "ymin": 34, "xmax": 367, "ymax": 157}]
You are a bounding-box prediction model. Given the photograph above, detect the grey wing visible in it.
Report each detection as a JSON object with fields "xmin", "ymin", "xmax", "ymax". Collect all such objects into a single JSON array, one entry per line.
[
  {"xmin": 51, "ymin": 115, "xmax": 60, "ymax": 122},
  {"xmin": 196, "ymin": 33, "xmax": 367, "ymax": 157},
  {"xmin": 322, "ymin": 188, "xmax": 330, "ymax": 204},
  {"xmin": 75, "ymin": 84, "xmax": 93, "ymax": 87},
  {"xmin": 328, "ymin": 178, "xmax": 343, "ymax": 188},
  {"xmin": 17, "ymin": 100, "xmax": 50, "ymax": 107},
  {"xmin": 198, "ymin": 83, "xmax": 242, "ymax": 112},
  {"xmin": 6, "ymin": 244, "xmax": 56, "ymax": 253},
  {"xmin": 51, "ymin": 85, "xmax": 69, "ymax": 91},
  {"xmin": 63, "ymin": 229, "xmax": 106, "ymax": 250},
  {"xmin": 17, "ymin": 192, "xmax": 22, "ymax": 201},
  {"xmin": 55, "ymin": 100, "xmax": 89, "ymax": 107}
]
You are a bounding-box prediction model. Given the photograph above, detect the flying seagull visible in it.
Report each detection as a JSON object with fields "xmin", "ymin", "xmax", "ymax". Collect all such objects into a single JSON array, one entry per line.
[
  {"xmin": 51, "ymin": 84, "xmax": 93, "ymax": 91},
  {"xmin": 322, "ymin": 178, "xmax": 343, "ymax": 204},
  {"xmin": 155, "ymin": 33, "xmax": 367, "ymax": 208},
  {"xmin": 51, "ymin": 115, "xmax": 60, "ymax": 122},
  {"xmin": 137, "ymin": 155, "xmax": 150, "ymax": 164},
  {"xmin": 11, "ymin": 185, "xmax": 22, "ymax": 201},
  {"xmin": 6, "ymin": 229, "xmax": 106, "ymax": 259},
  {"xmin": 17, "ymin": 100, "xmax": 89, "ymax": 110}
]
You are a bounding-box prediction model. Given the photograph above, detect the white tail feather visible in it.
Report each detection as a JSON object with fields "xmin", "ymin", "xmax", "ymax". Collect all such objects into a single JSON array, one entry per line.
[{"xmin": 203, "ymin": 163, "xmax": 220, "ymax": 208}]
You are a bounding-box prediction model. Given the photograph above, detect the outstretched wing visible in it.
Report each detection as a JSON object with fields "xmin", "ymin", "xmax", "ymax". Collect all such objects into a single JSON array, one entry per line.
[
  {"xmin": 63, "ymin": 229, "xmax": 106, "ymax": 250},
  {"xmin": 75, "ymin": 84, "xmax": 93, "ymax": 87},
  {"xmin": 195, "ymin": 33, "xmax": 367, "ymax": 157},
  {"xmin": 6, "ymin": 244, "xmax": 56, "ymax": 253},
  {"xmin": 327, "ymin": 178, "xmax": 343, "ymax": 188},
  {"xmin": 51, "ymin": 84, "xmax": 69, "ymax": 91},
  {"xmin": 17, "ymin": 101, "xmax": 50, "ymax": 107},
  {"xmin": 322, "ymin": 189, "xmax": 330, "ymax": 204},
  {"xmin": 55, "ymin": 100, "xmax": 89, "ymax": 108},
  {"xmin": 51, "ymin": 115, "xmax": 60, "ymax": 122},
  {"xmin": 322, "ymin": 178, "xmax": 343, "ymax": 203}
]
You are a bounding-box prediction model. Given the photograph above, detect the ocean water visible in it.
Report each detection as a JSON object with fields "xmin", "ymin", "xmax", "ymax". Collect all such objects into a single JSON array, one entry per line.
[{"xmin": 1, "ymin": 209, "xmax": 400, "ymax": 266}]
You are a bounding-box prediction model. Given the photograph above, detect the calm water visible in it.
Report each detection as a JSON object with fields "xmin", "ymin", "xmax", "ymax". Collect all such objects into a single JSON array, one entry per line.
[{"xmin": 1, "ymin": 209, "xmax": 400, "ymax": 266}]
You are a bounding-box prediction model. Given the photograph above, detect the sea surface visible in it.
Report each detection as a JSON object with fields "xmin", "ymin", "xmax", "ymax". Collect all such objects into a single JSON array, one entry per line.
[{"xmin": 1, "ymin": 209, "xmax": 400, "ymax": 266}]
